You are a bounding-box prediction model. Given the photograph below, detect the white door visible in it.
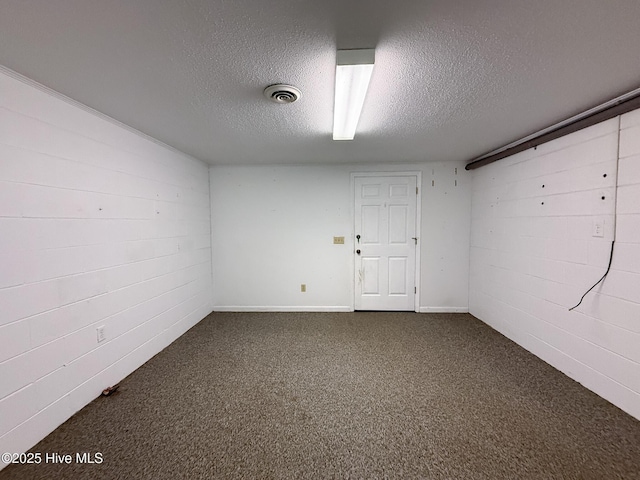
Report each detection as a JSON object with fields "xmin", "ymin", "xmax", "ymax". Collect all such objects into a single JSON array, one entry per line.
[{"xmin": 354, "ymin": 175, "xmax": 418, "ymax": 311}]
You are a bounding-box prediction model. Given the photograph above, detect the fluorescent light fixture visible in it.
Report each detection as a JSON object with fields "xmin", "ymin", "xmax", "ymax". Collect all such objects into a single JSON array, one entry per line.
[{"xmin": 333, "ymin": 49, "xmax": 375, "ymax": 140}]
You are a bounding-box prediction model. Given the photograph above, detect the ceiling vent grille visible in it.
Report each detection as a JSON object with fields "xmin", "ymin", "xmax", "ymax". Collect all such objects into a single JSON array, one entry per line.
[{"xmin": 263, "ymin": 84, "xmax": 301, "ymax": 104}]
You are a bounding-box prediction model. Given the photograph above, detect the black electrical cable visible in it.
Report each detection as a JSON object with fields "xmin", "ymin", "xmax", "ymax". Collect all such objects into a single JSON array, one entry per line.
[{"xmin": 568, "ymin": 240, "xmax": 615, "ymax": 311}]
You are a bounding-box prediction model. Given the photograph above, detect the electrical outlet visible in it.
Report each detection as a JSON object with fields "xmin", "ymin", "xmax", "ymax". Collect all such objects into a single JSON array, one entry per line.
[
  {"xmin": 96, "ymin": 326, "xmax": 106, "ymax": 343},
  {"xmin": 333, "ymin": 236, "xmax": 345, "ymax": 244},
  {"xmin": 593, "ymin": 218, "xmax": 604, "ymax": 238},
  {"xmin": 301, "ymin": 284, "xmax": 306, "ymax": 293}
]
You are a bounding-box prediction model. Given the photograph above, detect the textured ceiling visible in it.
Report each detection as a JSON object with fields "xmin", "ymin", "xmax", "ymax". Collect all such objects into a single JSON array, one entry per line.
[{"xmin": 2, "ymin": 0, "xmax": 640, "ymax": 165}]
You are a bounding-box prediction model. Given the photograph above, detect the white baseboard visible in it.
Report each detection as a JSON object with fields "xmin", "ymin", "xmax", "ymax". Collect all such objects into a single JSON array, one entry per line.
[
  {"xmin": 214, "ymin": 306, "xmax": 469, "ymax": 314},
  {"xmin": 419, "ymin": 307, "xmax": 469, "ymax": 313},
  {"xmin": 213, "ymin": 306, "xmax": 353, "ymax": 312},
  {"xmin": 213, "ymin": 305, "xmax": 469, "ymax": 313}
]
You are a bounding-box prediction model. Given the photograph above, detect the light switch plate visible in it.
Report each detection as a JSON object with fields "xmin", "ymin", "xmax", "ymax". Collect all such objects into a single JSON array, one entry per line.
[{"xmin": 333, "ymin": 236, "xmax": 345, "ymax": 244}]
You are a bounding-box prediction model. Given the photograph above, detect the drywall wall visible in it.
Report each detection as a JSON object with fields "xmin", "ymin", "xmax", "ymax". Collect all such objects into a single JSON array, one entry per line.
[
  {"xmin": 469, "ymin": 114, "xmax": 640, "ymax": 420},
  {"xmin": 0, "ymin": 69, "xmax": 213, "ymax": 465},
  {"xmin": 210, "ymin": 163, "xmax": 470, "ymax": 311}
]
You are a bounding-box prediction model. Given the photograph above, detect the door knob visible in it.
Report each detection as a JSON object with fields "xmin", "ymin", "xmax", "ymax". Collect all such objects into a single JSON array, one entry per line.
[
  {"xmin": 356, "ymin": 234, "xmax": 361, "ymax": 243},
  {"xmin": 356, "ymin": 249, "xmax": 361, "ymax": 255}
]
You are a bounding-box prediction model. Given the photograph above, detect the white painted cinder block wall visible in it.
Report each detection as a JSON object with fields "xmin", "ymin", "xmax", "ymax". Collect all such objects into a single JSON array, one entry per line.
[
  {"xmin": 0, "ymin": 69, "xmax": 214, "ymax": 463},
  {"xmin": 210, "ymin": 163, "xmax": 471, "ymax": 312},
  {"xmin": 469, "ymin": 112, "xmax": 640, "ymax": 420}
]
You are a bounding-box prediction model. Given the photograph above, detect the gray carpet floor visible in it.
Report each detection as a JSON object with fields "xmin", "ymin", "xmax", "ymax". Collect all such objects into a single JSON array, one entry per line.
[{"xmin": 2, "ymin": 312, "xmax": 639, "ymax": 479}]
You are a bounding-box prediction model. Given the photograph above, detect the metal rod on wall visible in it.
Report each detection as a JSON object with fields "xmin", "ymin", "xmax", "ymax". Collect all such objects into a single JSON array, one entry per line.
[{"xmin": 465, "ymin": 87, "xmax": 640, "ymax": 171}]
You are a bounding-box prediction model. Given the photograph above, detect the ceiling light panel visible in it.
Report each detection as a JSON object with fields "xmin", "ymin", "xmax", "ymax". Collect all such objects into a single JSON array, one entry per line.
[{"xmin": 333, "ymin": 49, "xmax": 375, "ymax": 141}]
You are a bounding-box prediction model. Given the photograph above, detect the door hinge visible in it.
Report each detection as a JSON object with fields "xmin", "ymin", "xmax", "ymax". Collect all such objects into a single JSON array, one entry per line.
[
  {"xmin": 414, "ymin": 286, "xmax": 417, "ymax": 294},
  {"xmin": 416, "ymin": 187, "xmax": 418, "ymax": 194}
]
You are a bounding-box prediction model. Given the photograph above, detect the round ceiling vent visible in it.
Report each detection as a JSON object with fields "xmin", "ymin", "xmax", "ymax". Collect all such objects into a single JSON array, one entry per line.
[{"xmin": 263, "ymin": 84, "xmax": 301, "ymax": 104}]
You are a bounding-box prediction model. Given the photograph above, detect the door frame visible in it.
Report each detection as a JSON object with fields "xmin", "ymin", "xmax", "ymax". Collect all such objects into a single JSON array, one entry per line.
[{"xmin": 350, "ymin": 171, "xmax": 422, "ymax": 312}]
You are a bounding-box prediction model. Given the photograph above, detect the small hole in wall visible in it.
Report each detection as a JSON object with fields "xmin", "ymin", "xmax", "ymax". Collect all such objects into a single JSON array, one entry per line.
[
  {"xmin": 601, "ymin": 196, "xmax": 605, "ymax": 200},
  {"xmin": 541, "ymin": 202, "xmax": 545, "ymax": 205},
  {"xmin": 542, "ymin": 185, "xmax": 545, "ymax": 188},
  {"xmin": 603, "ymin": 174, "xmax": 607, "ymax": 178}
]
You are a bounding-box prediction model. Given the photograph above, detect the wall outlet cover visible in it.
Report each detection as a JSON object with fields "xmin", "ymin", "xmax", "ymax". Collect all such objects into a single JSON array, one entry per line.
[
  {"xmin": 96, "ymin": 326, "xmax": 106, "ymax": 343},
  {"xmin": 592, "ymin": 218, "xmax": 605, "ymax": 238}
]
